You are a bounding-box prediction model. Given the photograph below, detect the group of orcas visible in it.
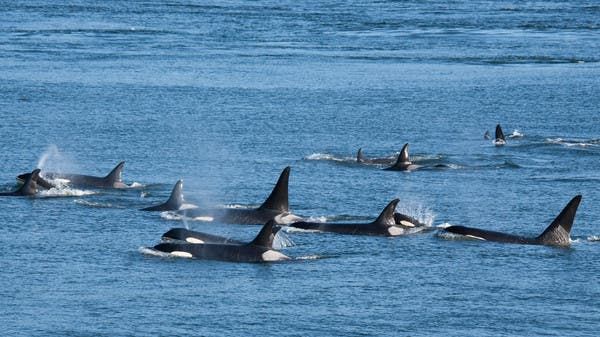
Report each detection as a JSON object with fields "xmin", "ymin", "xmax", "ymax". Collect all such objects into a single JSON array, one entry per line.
[{"xmin": 3, "ymin": 130, "xmax": 583, "ymax": 262}]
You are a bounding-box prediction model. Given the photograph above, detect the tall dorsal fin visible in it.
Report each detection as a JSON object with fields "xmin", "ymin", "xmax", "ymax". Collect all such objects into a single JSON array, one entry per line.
[
  {"xmin": 390, "ymin": 143, "xmax": 411, "ymax": 169},
  {"xmin": 373, "ymin": 199, "xmax": 400, "ymax": 227},
  {"xmin": 495, "ymin": 124, "xmax": 505, "ymax": 141},
  {"xmin": 16, "ymin": 169, "xmax": 40, "ymax": 195},
  {"xmin": 165, "ymin": 180, "xmax": 184, "ymax": 209},
  {"xmin": 104, "ymin": 161, "xmax": 125, "ymax": 184},
  {"xmin": 249, "ymin": 220, "xmax": 279, "ymax": 248},
  {"xmin": 259, "ymin": 166, "xmax": 290, "ymax": 212},
  {"xmin": 357, "ymin": 148, "xmax": 364, "ymax": 163},
  {"xmin": 536, "ymin": 195, "xmax": 582, "ymax": 246}
]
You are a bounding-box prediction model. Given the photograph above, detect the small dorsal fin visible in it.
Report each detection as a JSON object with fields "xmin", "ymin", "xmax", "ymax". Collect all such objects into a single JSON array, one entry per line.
[
  {"xmin": 17, "ymin": 169, "xmax": 40, "ymax": 195},
  {"xmin": 484, "ymin": 130, "xmax": 491, "ymax": 140},
  {"xmin": 357, "ymin": 148, "xmax": 364, "ymax": 163},
  {"xmin": 495, "ymin": 124, "xmax": 505, "ymax": 141},
  {"xmin": 104, "ymin": 161, "xmax": 125, "ymax": 184},
  {"xmin": 373, "ymin": 199, "xmax": 400, "ymax": 226},
  {"xmin": 259, "ymin": 166, "xmax": 290, "ymax": 212},
  {"xmin": 249, "ymin": 220, "xmax": 278, "ymax": 248},
  {"xmin": 536, "ymin": 195, "xmax": 582, "ymax": 246},
  {"xmin": 165, "ymin": 180, "xmax": 184, "ymax": 209}
]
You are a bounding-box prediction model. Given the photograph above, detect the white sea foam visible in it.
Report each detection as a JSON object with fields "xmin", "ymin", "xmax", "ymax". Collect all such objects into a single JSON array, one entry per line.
[
  {"xmin": 128, "ymin": 182, "xmax": 145, "ymax": 188},
  {"xmin": 295, "ymin": 255, "xmax": 323, "ymax": 260},
  {"xmin": 508, "ymin": 130, "xmax": 524, "ymax": 138},
  {"xmin": 587, "ymin": 236, "xmax": 600, "ymax": 242},
  {"xmin": 179, "ymin": 203, "xmax": 199, "ymax": 210},
  {"xmin": 304, "ymin": 153, "xmax": 349, "ymax": 162},
  {"xmin": 39, "ymin": 188, "xmax": 95, "ymax": 197},
  {"xmin": 283, "ymin": 226, "xmax": 321, "ymax": 233},
  {"xmin": 74, "ymin": 199, "xmax": 117, "ymax": 208}
]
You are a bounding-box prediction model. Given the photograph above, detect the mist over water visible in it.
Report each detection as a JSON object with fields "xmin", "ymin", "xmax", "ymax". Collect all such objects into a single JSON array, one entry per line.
[{"xmin": 1, "ymin": 1, "xmax": 599, "ymax": 336}]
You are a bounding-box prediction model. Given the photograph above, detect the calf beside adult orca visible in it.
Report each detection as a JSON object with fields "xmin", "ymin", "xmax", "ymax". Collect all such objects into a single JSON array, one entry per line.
[
  {"xmin": 141, "ymin": 180, "xmax": 184, "ymax": 211},
  {"xmin": 289, "ymin": 199, "xmax": 425, "ymax": 236},
  {"xmin": 442, "ymin": 195, "xmax": 582, "ymax": 247},
  {"xmin": 177, "ymin": 166, "xmax": 301, "ymax": 225},
  {"xmin": 153, "ymin": 220, "xmax": 289, "ymax": 262},
  {"xmin": 1, "ymin": 169, "xmax": 40, "ymax": 196},
  {"xmin": 17, "ymin": 161, "xmax": 127, "ymax": 189}
]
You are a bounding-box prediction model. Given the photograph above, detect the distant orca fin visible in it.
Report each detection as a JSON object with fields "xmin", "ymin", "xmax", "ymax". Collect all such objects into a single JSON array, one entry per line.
[
  {"xmin": 373, "ymin": 199, "xmax": 400, "ymax": 226},
  {"xmin": 536, "ymin": 195, "xmax": 582, "ymax": 246},
  {"xmin": 259, "ymin": 166, "xmax": 290, "ymax": 212},
  {"xmin": 495, "ymin": 124, "xmax": 505, "ymax": 141},
  {"xmin": 104, "ymin": 161, "xmax": 125, "ymax": 185},
  {"xmin": 484, "ymin": 130, "xmax": 491, "ymax": 140},
  {"xmin": 249, "ymin": 220, "xmax": 279, "ymax": 248},
  {"xmin": 390, "ymin": 143, "xmax": 411, "ymax": 169},
  {"xmin": 17, "ymin": 169, "xmax": 40, "ymax": 195},
  {"xmin": 165, "ymin": 180, "xmax": 184, "ymax": 209},
  {"xmin": 357, "ymin": 148, "xmax": 364, "ymax": 163}
]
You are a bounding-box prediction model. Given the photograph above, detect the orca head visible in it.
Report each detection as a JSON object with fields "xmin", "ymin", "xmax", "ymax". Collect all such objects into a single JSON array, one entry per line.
[
  {"xmin": 495, "ymin": 124, "xmax": 505, "ymax": 142},
  {"xmin": 16, "ymin": 169, "xmax": 40, "ymax": 196}
]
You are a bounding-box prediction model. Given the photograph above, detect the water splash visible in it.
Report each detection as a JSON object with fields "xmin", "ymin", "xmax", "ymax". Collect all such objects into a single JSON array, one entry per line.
[
  {"xmin": 35, "ymin": 145, "xmax": 76, "ymax": 173},
  {"xmin": 39, "ymin": 188, "xmax": 95, "ymax": 197},
  {"xmin": 395, "ymin": 201, "xmax": 436, "ymax": 227}
]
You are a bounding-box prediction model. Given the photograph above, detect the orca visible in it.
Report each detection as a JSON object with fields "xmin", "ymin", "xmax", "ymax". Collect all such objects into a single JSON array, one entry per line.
[
  {"xmin": 17, "ymin": 161, "xmax": 127, "ymax": 189},
  {"xmin": 161, "ymin": 225, "xmax": 282, "ymax": 244},
  {"xmin": 153, "ymin": 220, "xmax": 289, "ymax": 262},
  {"xmin": 494, "ymin": 124, "xmax": 506, "ymax": 146},
  {"xmin": 484, "ymin": 130, "xmax": 491, "ymax": 140},
  {"xmin": 394, "ymin": 212, "xmax": 429, "ymax": 229},
  {"xmin": 356, "ymin": 148, "xmax": 394, "ymax": 165},
  {"xmin": 15, "ymin": 171, "xmax": 55, "ymax": 190},
  {"xmin": 141, "ymin": 180, "xmax": 184, "ymax": 211},
  {"xmin": 384, "ymin": 143, "xmax": 421, "ymax": 171},
  {"xmin": 289, "ymin": 199, "xmax": 413, "ymax": 236},
  {"xmin": 1, "ymin": 169, "xmax": 40, "ymax": 196},
  {"xmin": 443, "ymin": 195, "xmax": 582, "ymax": 247},
  {"xmin": 177, "ymin": 166, "xmax": 300, "ymax": 225}
]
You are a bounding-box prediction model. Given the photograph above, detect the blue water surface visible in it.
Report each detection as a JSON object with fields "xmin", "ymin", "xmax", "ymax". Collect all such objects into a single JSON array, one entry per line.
[{"xmin": 1, "ymin": 1, "xmax": 599, "ymax": 336}]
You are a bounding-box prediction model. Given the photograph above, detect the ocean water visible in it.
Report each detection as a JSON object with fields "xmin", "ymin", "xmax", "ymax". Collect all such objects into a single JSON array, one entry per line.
[{"xmin": 1, "ymin": 1, "xmax": 599, "ymax": 336}]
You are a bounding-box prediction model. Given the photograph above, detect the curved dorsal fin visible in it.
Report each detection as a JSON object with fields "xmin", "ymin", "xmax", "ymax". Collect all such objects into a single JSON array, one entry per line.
[
  {"xmin": 390, "ymin": 143, "xmax": 411, "ymax": 169},
  {"xmin": 495, "ymin": 124, "xmax": 505, "ymax": 141},
  {"xmin": 373, "ymin": 199, "xmax": 400, "ymax": 227},
  {"xmin": 104, "ymin": 161, "xmax": 125, "ymax": 184},
  {"xmin": 165, "ymin": 180, "xmax": 184, "ymax": 209},
  {"xmin": 17, "ymin": 169, "xmax": 40, "ymax": 195},
  {"xmin": 536, "ymin": 195, "xmax": 582, "ymax": 246},
  {"xmin": 357, "ymin": 148, "xmax": 364, "ymax": 163},
  {"xmin": 484, "ymin": 130, "xmax": 491, "ymax": 140},
  {"xmin": 259, "ymin": 166, "xmax": 290, "ymax": 212},
  {"xmin": 249, "ymin": 220, "xmax": 279, "ymax": 248}
]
